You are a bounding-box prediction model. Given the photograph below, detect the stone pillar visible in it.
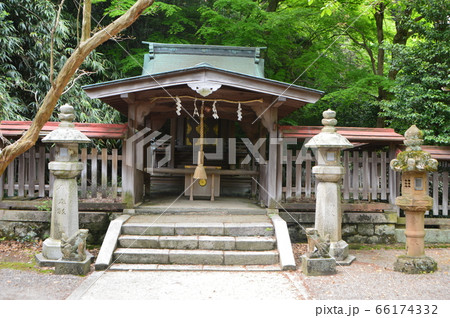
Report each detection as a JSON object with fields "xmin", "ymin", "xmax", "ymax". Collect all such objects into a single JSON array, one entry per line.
[
  {"xmin": 38, "ymin": 105, "xmax": 91, "ymax": 261},
  {"xmin": 305, "ymin": 109, "xmax": 355, "ymax": 265},
  {"xmin": 390, "ymin": 125, "xmax": 438, "ymax": 274}
]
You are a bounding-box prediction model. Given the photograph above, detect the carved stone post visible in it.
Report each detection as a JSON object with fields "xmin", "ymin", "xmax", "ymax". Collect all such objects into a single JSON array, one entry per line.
[
  {"xmin": 36, "ymin": 105, "xmax": 92, "ymax": 274},
  {"xmin": 305, "ymin": 109, "xmax": 355, "ymax": 265},
  {"xmin": 390, "ymin": 125, "xmax": 438, "ymax": 274}
]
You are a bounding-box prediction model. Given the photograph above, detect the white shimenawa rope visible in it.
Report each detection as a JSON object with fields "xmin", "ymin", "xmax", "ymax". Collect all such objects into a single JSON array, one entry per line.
[
  {"xmin": 237, "ymin": 102, "xmax": 242, "ymax": 121},
  {"xmin": 212, "ymin": 100, "xmax": 219, "ymax": 119}
]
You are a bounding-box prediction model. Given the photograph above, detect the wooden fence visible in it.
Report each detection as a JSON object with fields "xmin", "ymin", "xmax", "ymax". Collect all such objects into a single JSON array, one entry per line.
[
  {"xmin": 280, "ymin": 149, "xmax": 449, "ymax": 217},
  {"xmin": 0, "ymin": 145, "xmax": 122, "ymax": 200},
  {"xmin": 0, "ymin": 145, "xmax": 448, "ymax": 217}
]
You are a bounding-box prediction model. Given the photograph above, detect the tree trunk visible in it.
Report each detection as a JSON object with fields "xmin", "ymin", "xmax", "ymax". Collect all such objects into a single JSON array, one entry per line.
[
  {"xmin": 388, "ymin": 7, "xmax": 414, "ymax": 80},
  {"xmin": 0, "ymin": 0, "xmax": 154, "ymax": 175},
  {"xmin": 267, "ymin": 0, "xmax": 283, "ymax": 12},
  {"xmin": 374, "ymin": 2, "xmax": 385, "ymax": 77},
  {"xmin": 81, "ymin": 0, "xmax": 92, "ymax": 42},
  {"xmin": 376, "ymin": 4, "xmax": 415, "ymax": 128},
  {"xmin": 374, "ymin": 2, "xmax": 386, "ymax": 127}
]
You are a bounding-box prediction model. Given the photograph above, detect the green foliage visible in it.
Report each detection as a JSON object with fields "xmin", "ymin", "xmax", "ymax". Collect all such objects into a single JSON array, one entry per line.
[
  {"xmin": 0, "ymin": 0, "xmax": 121, "ymax": 124},
  {"xmin": 0, "ymin": 0, "xmax": 448, "ymax": 147},
  {"xmin": 94, "ymin": 1, "xmax": 204, "ymax": 76},
  {"xmin": 0, "ymin": 261, "xmax": 53, "ymax": 274},
  {"xmin": 381, "ymin": 0, "xmax": 450, "ymax": 145},
  {"xmin": 197, "ymin": 0, "xmax": 267, "ymax": 46},
  {"xmin": 36, "ymin": 200, "xmax": 51, "ymax": 212}
]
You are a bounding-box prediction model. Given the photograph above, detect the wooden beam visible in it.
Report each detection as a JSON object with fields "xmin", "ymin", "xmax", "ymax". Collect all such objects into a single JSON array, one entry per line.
[
  {"xmin": 120, "ymin": 93, "xmax": 135, "ymax": 104},
  {"xmin": 137, "ymin": 87, "xmax": 264, "ymax": 102},
  {"xmin": 272, "ymin": 96, "xmax": 286, "ymax": 108},
  {"xmin": 85, "ymin": 68, "xmax": 323, "ymax": 104},
  {"xmin": 148, "ymin": 168, "xmax": 259, "ymax": 176},
  {"xmin": 251, "ymin": 104, "xmax": 274, "ymax": 132}
]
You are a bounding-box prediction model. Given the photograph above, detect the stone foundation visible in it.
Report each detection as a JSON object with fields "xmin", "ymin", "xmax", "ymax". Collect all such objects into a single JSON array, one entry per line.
[
  {"xmin": 283, "ymin": 211, "xmax": 398, "ymax": 244},
  {"xmin": 2, "ymin": 209, "xmax": 447, "ymax": 246},
  {"xmin": 0, "ymin": 210, "xmax": 115, "ymax": 244},
  {"xmin": 394, "ymin": 255, "xmax": 437, "ymax": 274},
  {"xmin": 301, "ymin": 255, "xmax": 336, "ymax": 276}
]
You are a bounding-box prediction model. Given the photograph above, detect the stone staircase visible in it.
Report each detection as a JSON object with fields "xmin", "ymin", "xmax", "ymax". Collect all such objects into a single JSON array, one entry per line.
[{"xmin": 96, "ymin": 213, "xmax": 295, "ymax": 271}]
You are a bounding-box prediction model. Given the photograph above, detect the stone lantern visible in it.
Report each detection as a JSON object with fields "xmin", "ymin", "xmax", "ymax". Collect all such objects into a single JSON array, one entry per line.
[
  {"xmin": 305, "ymin": 109, "xmax": 355, "ymax": 265},
  {"xmin": 390, "ymin": 125, "xmax": 438, "ymax": 274},
  {"xmin": 37, "ymin": 105, "xmax": 91, "ymax": 265}
]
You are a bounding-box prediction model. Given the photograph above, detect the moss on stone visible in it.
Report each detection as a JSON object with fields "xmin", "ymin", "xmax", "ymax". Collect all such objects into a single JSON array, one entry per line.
[
  {"xmin": 122, "ymin": 192, "xmax": 134, "ymax": 208},
  {"xmin": 391, "ymin": 150, "xmax": 437, "ymax": 172},
  {"xmin": 348, "ymin": 243, "xmax": 405, "ymax": 250},
  {"xmin": 0, "ymin": 260, "xmax": 53, "ymax": 274}
]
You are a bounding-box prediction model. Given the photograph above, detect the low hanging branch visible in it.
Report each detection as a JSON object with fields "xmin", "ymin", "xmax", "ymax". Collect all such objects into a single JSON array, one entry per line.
[{"xmin": 0, "ymin": 0, "xmax": 155, "ymax": 175}]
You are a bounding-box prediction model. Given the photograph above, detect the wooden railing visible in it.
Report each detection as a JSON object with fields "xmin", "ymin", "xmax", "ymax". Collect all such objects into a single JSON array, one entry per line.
[
  {"xmin": 279, "ymin": 149, "xmax": 449, "ymax": 217},
  {"xmin": 0, "ymin": 145, "xmax": 122, "ymax": 200},
  {"xmin": 429, "ymin": 170, "xmax": 449, "ymax": 217},
  {"xmin": 0, "ymin": 145, "xmax": 448, "ymax": 217}
]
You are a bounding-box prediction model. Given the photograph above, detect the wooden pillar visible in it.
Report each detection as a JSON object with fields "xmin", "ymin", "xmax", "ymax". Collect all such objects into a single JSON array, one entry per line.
[
  {"xmin": 169, "ymin": 118, "xmax": 176, "ymax": 168},
  {"xmin": 228, "ymin": 120, "xmax": 236, "ymax": 169},
  {"xmin": 121, "ymin": 95, "xmax": 145, "ymax": 207},
  {"xmin": 267, "ymin": 108, "xmax": 279, "ymax": 208},
  {"xmin": 251, "ymin": 105, "xmax": 278, "ymax": 208},
  {"xmin": 176, "ymin": 117, "xmax": 184, "ymax": 146},
  {"xmin": 143, "ymin": 120, "xmax": 152, "ymax": 198},
  {"xmin": 389, "ymin": 143, "xmax": 399, "ymax": 213},
  {"xmin": 122, "ymin": 137, "xmax": 134, "ymax": 207}
]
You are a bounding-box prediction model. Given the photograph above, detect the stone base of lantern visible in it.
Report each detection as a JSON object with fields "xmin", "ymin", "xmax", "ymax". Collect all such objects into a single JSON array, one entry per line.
[
  {"xmin": 301, "ymin": 255, "xmax": 336, "ymax": 276},
  {"xmin": 42, "ymin": 237, "xmax": 63, "ymax": 260},
  {"xmin": 54, "ymin": 257, "xmax": 92, "ymax": 276},
  {"xmin": 36, "ymin": 251, "xmax": 93, "ymax": 272},
  {"xmin": 329, "ymin": 240, "xmax": 356, "ymax": 266},
  {"xmin": 394, "ymin": 255, "xmax": 437, "ymax": 274}
]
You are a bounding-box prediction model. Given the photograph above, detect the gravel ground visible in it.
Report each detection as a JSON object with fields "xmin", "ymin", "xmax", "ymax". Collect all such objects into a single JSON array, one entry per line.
[
  {"xmin": 0, "ymin": 240, "xmax": 93, "ymax": 300},
  {"xmin": 301, "ymin": 248, "xmax": 450, "ymax": 300},
  {"xmin": 0, "ymin": 241, "xmax": 448, "ymax": 300},
  {"xmin": 0, "ymin": 268, "xmax": 86, "ymax": 300}
]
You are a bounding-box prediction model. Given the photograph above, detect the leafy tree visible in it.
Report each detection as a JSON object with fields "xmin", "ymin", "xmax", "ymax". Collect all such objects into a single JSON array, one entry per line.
[
  {"xmin": 93, "ymin": 0, "xmax": 206, "ymax": 76},
  {"xmin": 0, "ymin": 0, "xmax": 122, "ymax": 123},
  {"xmin": 288, "ymin": 0, "xmax": 449, "ymax": 137},
  {"xmin": 3, "ymin": 0, "xmax": 445, "ymax": 151},
  {"xmin": 0, "ymin": 0, "xmax": 155, "ymax": 175},
  {"xmin": 381, "ymin": 0, "xmax": 450, "ymax": 145}
]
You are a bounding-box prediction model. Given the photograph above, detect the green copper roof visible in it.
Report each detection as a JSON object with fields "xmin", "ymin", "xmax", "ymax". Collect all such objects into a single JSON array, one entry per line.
[{"xmin": 142, "ymin": 42, "xmax": 266, "ymax": 77}]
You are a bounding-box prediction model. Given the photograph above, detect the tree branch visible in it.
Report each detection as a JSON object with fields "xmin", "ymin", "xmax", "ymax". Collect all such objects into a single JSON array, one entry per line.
[
  {"xmin": 62, "ymin": 69, "xmax": 96, "ymax": 94},
  {"xmin": 50, "ymin": 0, "xmax": 66, "ymax": 86},
  {"xmin": 344, "ymin": 26, "xmax": 377, "ymax": 75},
  {"xmin": 0, "ymin": 0, "xmax": 155, "ymax": 174}
]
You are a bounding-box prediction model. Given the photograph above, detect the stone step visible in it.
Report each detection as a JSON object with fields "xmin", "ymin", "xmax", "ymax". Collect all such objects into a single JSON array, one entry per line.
[
  {"xmin": 113, "ymin": 248, "xmax": 279, "ymax": 266},
  {"xmin": 133, "ymin": 208, "xmax": 267, "ymax": 215},
  {"xmin": 121, "ymin": 222, "xmax": 275, "ymax": 237},
  {"xmin": 108, "ymin": 263, "xmax": 282, "ymax": 272},
  {"xmin": 118, "ymin": 235, "xmax": 276, "ymax": 251}
]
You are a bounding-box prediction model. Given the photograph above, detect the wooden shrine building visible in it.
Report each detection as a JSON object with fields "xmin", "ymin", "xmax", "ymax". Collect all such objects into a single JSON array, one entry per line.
[{"xmin": 83, "ymin": 43, "xmax": 324, "ymax": 207}]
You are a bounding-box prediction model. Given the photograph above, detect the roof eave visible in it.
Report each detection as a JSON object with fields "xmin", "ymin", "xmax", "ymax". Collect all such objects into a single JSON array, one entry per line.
[{"xmin": 83, "ymin": 65, "xmax": 324, "ymax": 104}]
